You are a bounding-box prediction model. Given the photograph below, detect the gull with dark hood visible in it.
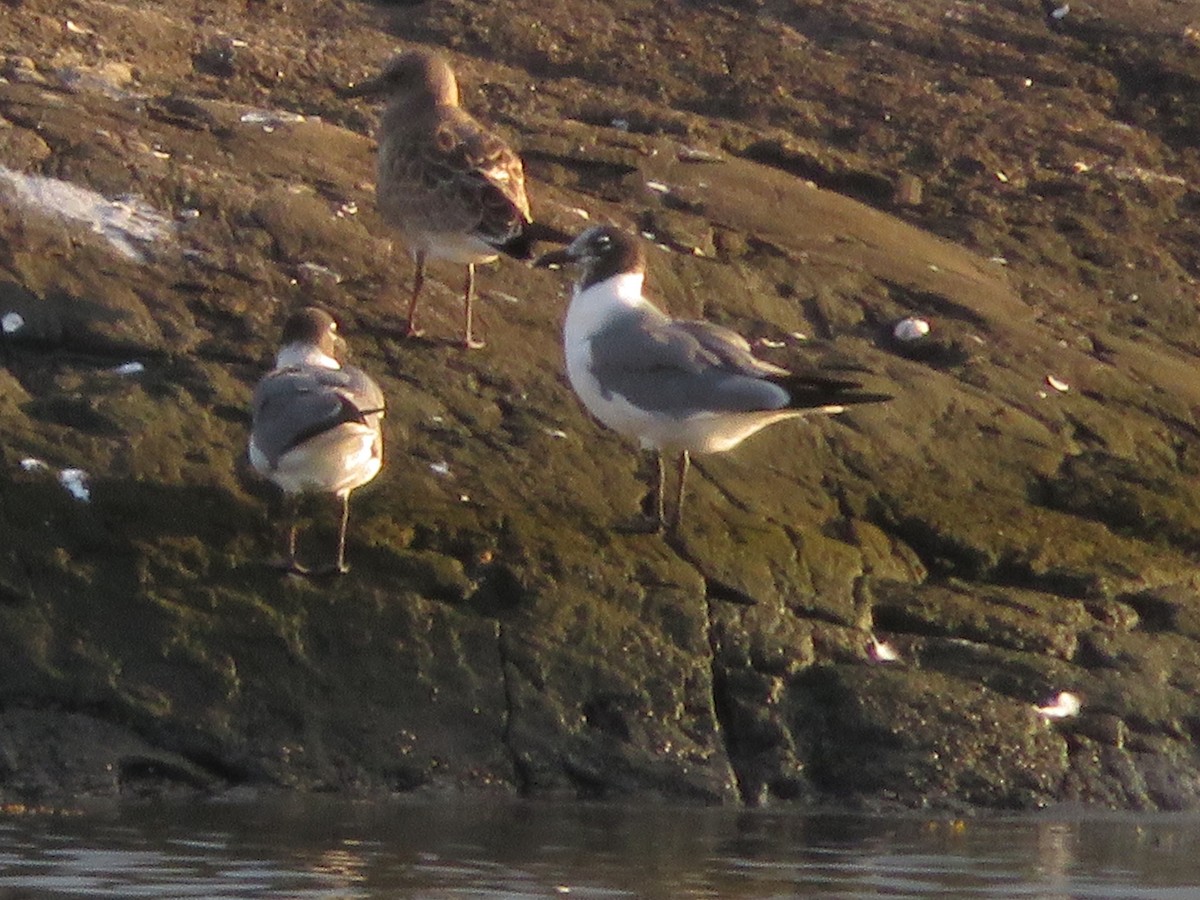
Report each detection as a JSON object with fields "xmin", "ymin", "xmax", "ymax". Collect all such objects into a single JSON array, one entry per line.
[{"xmin": 536, "ymin": 226, "xmax": 891, "ymax": 534}]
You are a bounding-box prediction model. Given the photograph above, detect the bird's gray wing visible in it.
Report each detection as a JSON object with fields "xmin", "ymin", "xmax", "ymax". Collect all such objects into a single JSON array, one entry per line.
[
  {"xmin": 669, "ymin": 320, "xmax": 790, "ymax": 378},
  {"xmin": 251, "ymin": 367, "xmax": 384, "ymax": 467},
  {"xmin": 588, "ymin": 310, "xmax": 788, "ymax": 417},
  {"xmin": 337, "ymin": 365, "xmax": 387, "ymax": 418}
]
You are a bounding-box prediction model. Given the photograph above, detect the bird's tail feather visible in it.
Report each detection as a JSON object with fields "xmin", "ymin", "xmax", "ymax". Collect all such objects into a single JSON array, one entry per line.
[
  {"xmin": 496, "ymin": 220, "xmax": 575, "ymax": 261},
  {"xmin": 776, "ymin": 374, "xmax": 892, "ymax": 411}
]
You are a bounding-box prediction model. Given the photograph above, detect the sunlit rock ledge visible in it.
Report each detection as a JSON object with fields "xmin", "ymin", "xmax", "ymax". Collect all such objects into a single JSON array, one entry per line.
[{"xmin": 1, "ymin": 0, "xmax": 1200, "ymax": 810}]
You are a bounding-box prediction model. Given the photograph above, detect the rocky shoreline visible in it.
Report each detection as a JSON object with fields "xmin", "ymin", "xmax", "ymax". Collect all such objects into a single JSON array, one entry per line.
[{"xmin": 0, "ymin": 0, "xmax": 1199, "ymax": 810}]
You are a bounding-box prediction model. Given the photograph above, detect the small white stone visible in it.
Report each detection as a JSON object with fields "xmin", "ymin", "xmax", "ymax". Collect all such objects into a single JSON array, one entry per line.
[
  {"xmin": 110, "ymin": 361, "xmax": 145, "ymax": 376},
  {"xmin": 1035, "ymin": 691, "xmax": 1081, "ymax": 720},
  {"xmin": 645, "ymin": 180, "xmax": 670, "ymax": 193},
  {"xmin": 58, "ymin": 468, "xmax": 91, "ymax": 502},
  {"xmin": 893, "ymin": 317, "xmax": 931, "ymax": 342},
  {"xmin": 2, "ymin": 312, "xmax": 25, "ymax": 334},
  {"xmin": 20, "ymin": 458, "xmax": 49, "ymax": 472},
  {"xmin": 429, "ymin": 461, "xmax": 451, "ymax": 477},
  {"xmin": 869, "ymin": 636, "xmax": 900, "ymax": 662},
  {"xmin": 544, "ymin": 428, "xmax": 568, "ymax": 439}
]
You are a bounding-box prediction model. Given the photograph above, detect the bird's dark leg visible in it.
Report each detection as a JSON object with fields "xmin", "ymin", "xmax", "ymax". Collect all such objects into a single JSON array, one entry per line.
[
  {"xmin": 313, "ymin": 492, "xmax": 352, "ymax": 576},
  {"xmin": 463, "ymin": 263, "xmax": 485, "ymax": 350},
  {"xmin": 652, "ymin": 450, "xmax": 666, "ymax": 529},
  {"xmin": 668, "ymin": 451, "xmax": 691, "ymax": 535},
  {"xmin": 616, "ymin": 450, "xmax": 666, "ymax": 534},
  {"xmin": 270, "ymin": 493, "xmax": 309, "ymax": 575},
  {"xmin": 333, "ymin": 492, "xmax": 351, "ymax": 574},
  {"xmin": 406, "ymin": 250, "xmax": 427, "ymax": 338}
]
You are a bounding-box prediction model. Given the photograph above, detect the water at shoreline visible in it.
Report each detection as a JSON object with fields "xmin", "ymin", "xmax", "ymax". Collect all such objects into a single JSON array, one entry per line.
[{"xmin": 1, "ymin": 797, "xmax": 1199, "ymax": 898}]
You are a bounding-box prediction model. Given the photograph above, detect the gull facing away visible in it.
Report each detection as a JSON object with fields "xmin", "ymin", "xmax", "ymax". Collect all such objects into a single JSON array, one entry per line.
[
  {"xmin": 535, "ymin": 226, "xmax": 891, "ymax": 534},
  {"xmin": 249, "ymin": 307, "xmax": 385, "ymax": 574},
  {"xmin": 342, "ymin": 50, "xmax": 534, "ymax": 349}
]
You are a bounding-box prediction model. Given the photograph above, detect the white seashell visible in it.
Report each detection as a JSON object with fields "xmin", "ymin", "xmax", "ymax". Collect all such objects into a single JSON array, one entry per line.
[
  {"xmin": 2, "ymin": 312, "xmax": 25, "ymax": 334},
  {"xmin": 1035, "ymin": 691, "xmax": 1081, "ymax": 720},
  {"xmin": 893, "ymin": 317, "xmax": 931, "ymax": 342},
  {"xmin": 677, "ymin": 147, "xmax": 725, "ymax": 164},
  {"xmin": 111, "ymin": 361, "xmax": 145, "ymax": 376},
  {"xmin": 20, "ymin": 458, "xmax": 49, "ymax": 472},
  {"xmin": 58, "ymin": 468, "xmax": 91, "ymax": 502},
  {"xmin": 1046, "ymin": 374, "xmax": 1070, "ymax": 392},
  {"xmin": 645, "ymin": 180, "xmax": 670, "ymax": 194},
  {"xmin": 239, "ymin": 109, "xmax": 305, "ymax": 126},
  {"xmin": 544, "ymin": 428, "xmax": 568, "ymax": 439},
  {"xmin": 869, "ymin": 636, "xmax": 900, "ymax": 662}
]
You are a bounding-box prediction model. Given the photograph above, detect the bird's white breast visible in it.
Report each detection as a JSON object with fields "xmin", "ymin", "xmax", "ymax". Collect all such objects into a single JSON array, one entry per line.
[{"xmin": 563, "ymin": 274, "xmax": 815, "ymax": 454}]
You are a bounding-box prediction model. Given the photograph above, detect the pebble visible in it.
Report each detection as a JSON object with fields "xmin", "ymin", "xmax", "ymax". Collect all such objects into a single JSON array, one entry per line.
[
  {"xmin": 893, "ymin": 317, "xmax": 931, "ymax": 341},
  {"xmin": 58, "ymin": 468, "xmax": 91, "ymax": 502},
  {"xmin": 2, "ymin": 312, "xmax": 25, "ymax": 334},
  {"xmin": 869, "ymin": 636, "xmax": 900, "ymax": 662},
  {"xmin": 1035, "ymin": 691, "xmax": 1081, "ymax": 720}
]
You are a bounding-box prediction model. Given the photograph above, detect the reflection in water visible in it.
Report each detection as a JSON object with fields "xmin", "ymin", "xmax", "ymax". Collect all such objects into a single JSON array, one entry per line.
[{"xmin": 0, "ymin": 798, "xmax": 1199, "ymax": 898}]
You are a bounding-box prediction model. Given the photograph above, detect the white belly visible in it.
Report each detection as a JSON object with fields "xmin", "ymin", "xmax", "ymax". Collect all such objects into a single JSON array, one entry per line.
[
  {"xmin": 251, "ymin": 423, "xmax": 382, "ymax": 497},
  {"xmin": 410, "ymin": 231, "xmax": 500, "ymax": 266}
]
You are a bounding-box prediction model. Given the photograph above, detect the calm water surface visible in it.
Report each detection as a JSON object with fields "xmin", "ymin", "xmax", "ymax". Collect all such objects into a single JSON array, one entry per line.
[{"xmin": 1, "ymin": 797, "xmax": 1199, "ymax": 898}]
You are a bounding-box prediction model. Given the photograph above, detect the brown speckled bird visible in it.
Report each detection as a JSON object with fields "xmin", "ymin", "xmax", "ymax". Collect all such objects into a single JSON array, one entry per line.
[{"xmin": 344, "ymin": 50, "xmax": 533, "ymax": 349}]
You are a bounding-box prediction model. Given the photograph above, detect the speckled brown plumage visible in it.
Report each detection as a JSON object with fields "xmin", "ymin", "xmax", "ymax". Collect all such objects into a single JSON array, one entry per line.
[{"xmin": 345, "ymin": 50, "xmax": 531, "ymax": 348}]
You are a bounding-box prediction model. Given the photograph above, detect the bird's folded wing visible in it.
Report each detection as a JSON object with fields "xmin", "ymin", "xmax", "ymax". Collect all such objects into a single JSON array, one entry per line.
[
  {"xmin": 588, "ymin": 313, "xmax": 789, "ymax": 415},
  {"xmin": 252, "ymin": 368, "xmax": 384, "ymax": 465},
  {"xmin": 421, "ymin": 112, "xmax": 531, "ymax": 244}
]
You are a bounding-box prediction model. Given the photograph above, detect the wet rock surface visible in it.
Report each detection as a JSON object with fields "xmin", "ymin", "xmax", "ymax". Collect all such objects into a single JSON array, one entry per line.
[{"xmin": 0, "ymin": 0, "xmax": 1199, "ymax": 810}]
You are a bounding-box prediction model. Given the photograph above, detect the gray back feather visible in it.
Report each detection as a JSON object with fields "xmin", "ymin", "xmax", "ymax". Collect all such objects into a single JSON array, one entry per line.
[
  {"xmin": 252, "ymin": 364, "xmax": 385, "ymax": 467},
  {"xmin": 588, "ymin": 309, "xmax": 788, "ymax": 417}
]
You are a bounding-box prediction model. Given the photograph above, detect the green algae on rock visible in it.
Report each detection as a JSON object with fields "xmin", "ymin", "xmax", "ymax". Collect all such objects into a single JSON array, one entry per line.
[{"xmin": 0, "ymin": 0, "xmax": 1199, "ymax": 809}]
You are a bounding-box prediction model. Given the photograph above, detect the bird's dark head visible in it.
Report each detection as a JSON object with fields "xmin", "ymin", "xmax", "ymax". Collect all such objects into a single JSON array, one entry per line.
[
  {"xmin": 279, "ymin": 307, "xmax": 344, "ymax": 362},
  {"xmin": 339, "ymin": 50, "xmax": 459, "ymax": 108},
  {"xmin": 533, "ymin": 225, "xmax": 646, "ymax": 291}
]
